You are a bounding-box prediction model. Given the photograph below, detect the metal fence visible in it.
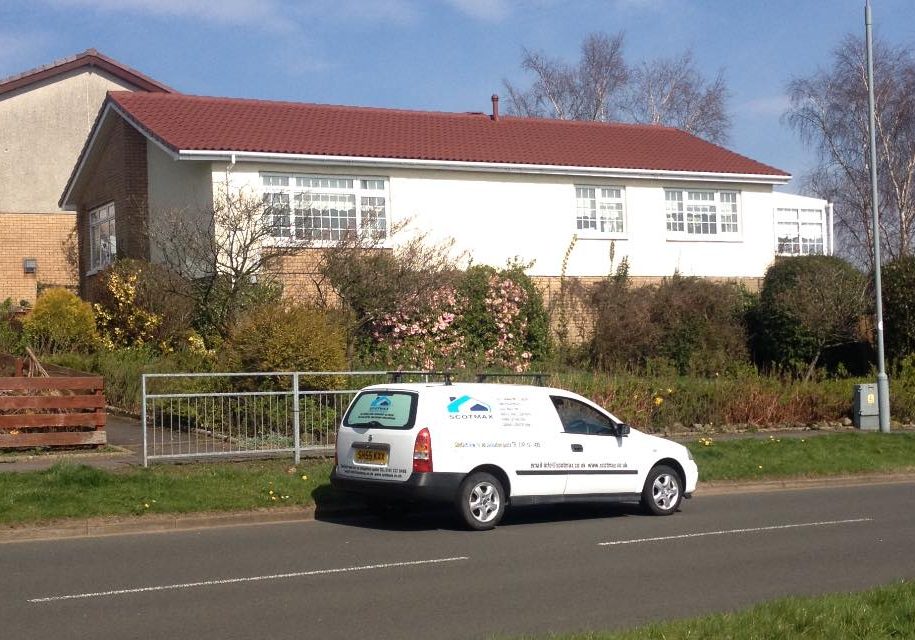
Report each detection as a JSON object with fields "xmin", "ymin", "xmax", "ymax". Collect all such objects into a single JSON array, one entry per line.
[
  {"xmin": 141, "ymin": 371, "xmax": 393, "ymax": 466},
  {"xmin": 141, "ymin": 370, "xmax": 550, "ymax": 466}
]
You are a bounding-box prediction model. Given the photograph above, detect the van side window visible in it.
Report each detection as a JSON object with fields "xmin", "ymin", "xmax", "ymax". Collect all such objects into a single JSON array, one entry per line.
[{"xmin": 550, "ymin": 396, "xmax": 615, "ymax": 436}]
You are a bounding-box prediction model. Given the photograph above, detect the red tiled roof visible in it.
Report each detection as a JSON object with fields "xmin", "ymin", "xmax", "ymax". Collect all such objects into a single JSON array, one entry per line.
[
  {"xmin": 0, "ymin": 49, "xmax": 173, "ymax": 97},
  {"xmin": 108, "ymin": 92, "xmax": 788, "ymax": 177}
]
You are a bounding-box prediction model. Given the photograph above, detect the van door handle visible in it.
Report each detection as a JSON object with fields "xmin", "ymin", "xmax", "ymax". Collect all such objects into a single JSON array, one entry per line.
[{"xmin": 571, "ymin": 444, "xmax": 583, "ymax": 453}]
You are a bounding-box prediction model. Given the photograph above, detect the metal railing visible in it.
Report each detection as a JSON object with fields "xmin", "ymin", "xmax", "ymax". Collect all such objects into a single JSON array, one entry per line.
[
  {"xmin": 141, "ymin": 371, "xmax": 392, "ymax": 466},
  {"xmin": 141, "ymin": 370, "xmax": 551, "ymax": 465}
]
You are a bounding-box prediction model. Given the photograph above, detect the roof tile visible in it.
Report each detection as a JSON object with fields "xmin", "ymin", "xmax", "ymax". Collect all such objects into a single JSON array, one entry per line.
[{"xmin": 108, "ymin": 92, "xmax": 787, "ymax": 177}]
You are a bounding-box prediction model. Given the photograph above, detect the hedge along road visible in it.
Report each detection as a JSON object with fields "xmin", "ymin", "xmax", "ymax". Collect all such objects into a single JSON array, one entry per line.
[{"xmin": 2, "ymin": 481, "xmax": 913, "ymax": 640}]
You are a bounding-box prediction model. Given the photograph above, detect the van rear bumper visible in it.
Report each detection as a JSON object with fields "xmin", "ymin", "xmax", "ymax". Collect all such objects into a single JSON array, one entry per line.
[{"xmin": 331, "ymin": 467, "xmax": 464, "ymax": 503}]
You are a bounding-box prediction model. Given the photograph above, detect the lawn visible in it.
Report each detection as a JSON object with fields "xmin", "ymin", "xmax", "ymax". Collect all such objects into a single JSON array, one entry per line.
[
  {"xmin": 1, "ymin": 432, "xmax": 914, "ymax": 526},
  {"xmin": 537, "ymin": 581, "xmax": 915, "ymax": 640},
  {"xmin": 689, "ymin": 432, "xmax": 915, "ymax": 481}
]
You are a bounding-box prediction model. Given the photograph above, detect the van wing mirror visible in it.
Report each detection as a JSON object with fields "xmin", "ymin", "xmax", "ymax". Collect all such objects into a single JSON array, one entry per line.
[{"xmin": 616, "ymin": 423, "xmax": 630, "ymax": 437}]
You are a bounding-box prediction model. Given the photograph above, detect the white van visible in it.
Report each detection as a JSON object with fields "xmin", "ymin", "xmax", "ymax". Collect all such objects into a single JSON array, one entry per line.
[{"xmin": 331, "ymin": 382, "xmax": 698, "ymax": 530}]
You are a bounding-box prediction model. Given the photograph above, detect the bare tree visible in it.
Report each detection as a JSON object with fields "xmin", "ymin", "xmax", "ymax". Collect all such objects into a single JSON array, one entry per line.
[
  {"xmin": 147, "ymin": 177, "xmax": 311, "ymax": 339},
  {"xmin": 503, "ymin": 32, "xmax": 628, "ymax": 121},
  {"xmin": 785, "ymin": 35, "xmax": 915, "ymax": 267},
  {"xmin": 621, "ymin": 50, "xmax": 730, "ymax": 144},
  {"xmin": 503, "ymin": 33, "xmax": 731, "ymax": 143}
]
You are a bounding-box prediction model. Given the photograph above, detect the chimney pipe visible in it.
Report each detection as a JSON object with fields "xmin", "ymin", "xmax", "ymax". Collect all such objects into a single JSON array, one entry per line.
[{"xmin": 491, "ymin": 94, "xmax": 500, "ymax": 121}]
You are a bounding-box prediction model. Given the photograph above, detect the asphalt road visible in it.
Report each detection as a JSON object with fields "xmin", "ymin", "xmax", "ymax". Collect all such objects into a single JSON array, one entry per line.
[{"xmin": 3, "ymin": 482, "xmax": 914, "ymax": 640}]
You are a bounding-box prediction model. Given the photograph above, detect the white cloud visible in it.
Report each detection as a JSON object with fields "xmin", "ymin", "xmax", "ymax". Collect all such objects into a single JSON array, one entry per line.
[
  {"xmin": 741, "ymin": 94, "xmax": 791, "ymax": 116},
  {"xmin": 443, "ymin": 0, "xmax": 511, "ymax": 22}
]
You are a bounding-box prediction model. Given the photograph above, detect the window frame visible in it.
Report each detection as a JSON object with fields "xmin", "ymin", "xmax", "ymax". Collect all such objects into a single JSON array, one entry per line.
[
  {"xmin": 87, "ymin": 201, "xmax": 116, "ymax": 274},
  {"xmin": 261, "ymin": 173, "xmax": 390, "ymax": 244},
  {"xmin": 664, "ymin": 188, "xmax": 742, "ymax": 241},
  {"xmin": 775, "ymin": 207, "xmax": 827, "ymax": 256},
  {"xmin": 574, "ymin": 184, "xmax": 628, "ymax": 239}
]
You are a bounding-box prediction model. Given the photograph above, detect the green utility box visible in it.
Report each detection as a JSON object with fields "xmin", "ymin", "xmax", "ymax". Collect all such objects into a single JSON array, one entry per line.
[{"xmin": 853, "ymin": 383, "xmax": 879, "ymax": 430}]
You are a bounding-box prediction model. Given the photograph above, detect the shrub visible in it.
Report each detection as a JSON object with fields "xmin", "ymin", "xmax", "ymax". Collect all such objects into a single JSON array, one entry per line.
[
  {"xmin": 22, "ymin": 288, "xmax": 98, "ymax": 354},
  {"xmin": 752, "ymin": 256, "xmax": 867, "ymax": 378},
  {"xmin": 0, "ymin": 298, "xmax": 24, "ymax": 355},
  {"xmin": 589, "ymin": 272, "xmax": 750, "ymax": 376},
  {"xmin": 223, "ymin": 304, "xmax": 346, "ymax": 390},
  {"xmin": 364, "ymin": 264, "xmax": 552, "ymax": 372},
  {"xmin": 883, "ymin": 256, "xmax": 915, "ymax": 364},
  {"xmin": 93, "ymin": 260, "xmax": 195, "ymax": 351},
  {"xmin": 455, "ymin": 264, "xmax": 552, "ymax": 369}
]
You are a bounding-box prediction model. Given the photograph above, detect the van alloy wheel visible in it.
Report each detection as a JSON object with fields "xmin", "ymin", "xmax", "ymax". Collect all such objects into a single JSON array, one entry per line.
[
  {"xmin": 458, "ymin": 472, "xmax": 505, "ymax": 530},
  {"xmin": 641, "ymin": 465, "xmax": 682, "ymax": 516}
]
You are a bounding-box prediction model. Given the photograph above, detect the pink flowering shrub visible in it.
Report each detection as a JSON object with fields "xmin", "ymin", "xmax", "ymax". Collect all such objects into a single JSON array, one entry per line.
[{"xmin": 366, "ymin": 265, "xmax": 550, "ymax": 372}]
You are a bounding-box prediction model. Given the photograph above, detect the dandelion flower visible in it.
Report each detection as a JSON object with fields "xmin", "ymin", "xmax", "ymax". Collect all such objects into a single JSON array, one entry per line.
[
  {"xmin": 302, "ymin": 475, "xmax": 308, "ymax": 481},
  {"xmin": 758, "ymin": 465, "xmax": 763, "ymax": 469},
  {"xmin": 144, "ymin": 503, "xmax": 150, "ymax": 509}
]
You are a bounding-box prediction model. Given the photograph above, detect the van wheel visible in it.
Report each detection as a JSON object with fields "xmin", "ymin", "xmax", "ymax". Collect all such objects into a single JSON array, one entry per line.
[
  {"xmin": 457, "ymin": 472, "xmax": 505, "ymax": 530},
  {"xmin": 641, "ymin": 465, "xmax": 682, "ymax": 515}
]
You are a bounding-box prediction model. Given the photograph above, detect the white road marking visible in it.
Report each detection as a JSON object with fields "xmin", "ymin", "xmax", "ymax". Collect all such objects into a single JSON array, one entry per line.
[
  {"xmin": 29, "ymin": 556, "xmax": 470, "ymax": 603},
  {"xmin": 599, "ymin": 518, "xmax": 873, "ymax": 546}
]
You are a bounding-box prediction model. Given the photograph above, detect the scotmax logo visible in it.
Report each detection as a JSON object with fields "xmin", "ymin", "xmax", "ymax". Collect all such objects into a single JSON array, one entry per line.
[
  {"xmin": 447, "ymin": 395, "xmax": 491, "ymax": 414},
  {"xmin": 370, "ymin": 396, "xmax": 392, "ymax": 409}
]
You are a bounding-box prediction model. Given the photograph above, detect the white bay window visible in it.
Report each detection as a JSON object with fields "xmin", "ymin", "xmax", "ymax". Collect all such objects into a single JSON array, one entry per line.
[
  {"xmin": 262, "ymin": 174, "xmax": 388, "ymax": 241},
  {"xmin": 776, "ymin": 208, "xmax": 826, "ymax": 255}
]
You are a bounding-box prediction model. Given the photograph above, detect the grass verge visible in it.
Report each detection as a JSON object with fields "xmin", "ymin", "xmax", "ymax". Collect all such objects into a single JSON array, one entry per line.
[
  {"xmin": 0, "ymin": 459, "xmax": 341, "ymax": 526},
  {"xmin": 2, "ymin": 433, "xmax": 915, "ymax": 526},
  {"xmin": 539, "ymin": 581, "xmax": 915, "ymax": 639},
  {"xmin": 689, "ymin": 432, "xmax": 915, "ymax": 481}
]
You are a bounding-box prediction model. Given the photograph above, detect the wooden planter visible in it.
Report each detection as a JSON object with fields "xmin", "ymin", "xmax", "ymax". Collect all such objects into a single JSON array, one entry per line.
[{"xmin": 0, "ymin": 357, "xmax": 107, "ymax": 449}]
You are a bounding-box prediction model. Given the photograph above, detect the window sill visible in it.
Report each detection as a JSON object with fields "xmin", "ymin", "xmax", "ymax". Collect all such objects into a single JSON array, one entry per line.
[
  {"xmin": 576, "ymin": 232, "xmax": 628, "ymax": 241},
  {"xmin": 666, "ymin": 235, "xmax": 743, "ymax": 243}
]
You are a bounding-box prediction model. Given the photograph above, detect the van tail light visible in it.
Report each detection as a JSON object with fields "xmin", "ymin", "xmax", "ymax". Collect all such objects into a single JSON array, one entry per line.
[{"xmin": 413, "ymin": 428, "xmax": 433, "ymax": 473}]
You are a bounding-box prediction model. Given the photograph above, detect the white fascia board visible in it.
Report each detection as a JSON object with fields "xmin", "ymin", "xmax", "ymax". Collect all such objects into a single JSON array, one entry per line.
[{"xmin": 176, "ymin": 149, "xmax": 792, "ymax": 186}]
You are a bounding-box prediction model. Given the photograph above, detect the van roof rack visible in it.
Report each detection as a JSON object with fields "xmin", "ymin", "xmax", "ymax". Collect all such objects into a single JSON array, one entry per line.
[
  {"xmin": 387, "ymin": 370, "xmax": 453, "ymax": 385},
  {"xmin": 475, "ymin": 372, "xmax": 550, "ymax": 386}
]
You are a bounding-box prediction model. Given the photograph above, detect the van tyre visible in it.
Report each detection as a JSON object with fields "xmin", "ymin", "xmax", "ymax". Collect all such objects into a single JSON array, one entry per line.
[
  {"xmin": 457, "ymin": 472, "xmax": 505, "ymax": 530},
  {"xmin": 641, "ymin": 465, "xmax": 682, "ymax": 515}
]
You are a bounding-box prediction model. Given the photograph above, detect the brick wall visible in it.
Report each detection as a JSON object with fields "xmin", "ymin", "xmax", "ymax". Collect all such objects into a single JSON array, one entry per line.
[
  {"xmin": 73, "ymin": 116, "xmax": 149, "ymax": 300},
  {"xmin": 0, "ymin": 212, "xmax": 77, "ymax": 304}
]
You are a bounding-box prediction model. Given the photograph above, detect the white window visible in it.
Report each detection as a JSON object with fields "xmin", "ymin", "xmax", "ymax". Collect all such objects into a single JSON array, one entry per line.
[
  {"xmin": 88, "ymin": 202, "xmax": 116, "ymax": 272},
  {"xmin": 776, "ymin": 208, "xmax": 826, "ymax": 255},
  {"xmin": 576, "ymin": 186, "xmax": 625, "ymax": 234},
  {"xmin": 665, "ymin": 189, "xmax": 740, "ymax": 238},
  {"xmin": 262, "ymin": 174, "xmax": 388, "ymax": 241}
]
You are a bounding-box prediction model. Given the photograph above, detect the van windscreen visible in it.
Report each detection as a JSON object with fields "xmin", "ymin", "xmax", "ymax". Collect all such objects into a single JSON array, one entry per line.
[{"xmin": 343, "ymin": 391, "xmax": 417, "ymax": 429}]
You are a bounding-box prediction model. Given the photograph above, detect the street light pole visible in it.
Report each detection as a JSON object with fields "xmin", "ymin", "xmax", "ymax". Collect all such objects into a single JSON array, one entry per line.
[{"xmin": 865, "ymin": 0, "xmax": 891, "ymax": 432}]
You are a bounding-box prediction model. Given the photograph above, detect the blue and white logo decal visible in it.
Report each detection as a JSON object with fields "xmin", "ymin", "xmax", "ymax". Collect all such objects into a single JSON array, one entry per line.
[
  {"xmin": 447, "ymin": 395, "xmax": 493, "ymax": 419},
  {"xmin": 370, "ymin": 395, "xmax": 392, "ymax": 409}
]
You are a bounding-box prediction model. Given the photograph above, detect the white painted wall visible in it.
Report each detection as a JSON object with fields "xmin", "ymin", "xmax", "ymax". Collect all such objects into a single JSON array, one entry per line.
[
  {"xmin": 147, "ymin": 145, "xmax": 213, "ymax": 264},
  {"xmin": 197, "ymin": 161, "xmax": 820, "ymax": 279}
]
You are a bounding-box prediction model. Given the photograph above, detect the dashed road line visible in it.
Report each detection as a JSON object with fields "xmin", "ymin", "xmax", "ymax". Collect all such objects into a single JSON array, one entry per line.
[
  {"xmin": 29, "ymin": 556, "xmax": 470, "ymax": 603},
  {"xmin": 599, "ymin": 518, "xmax": 873, "ymax": 546}
]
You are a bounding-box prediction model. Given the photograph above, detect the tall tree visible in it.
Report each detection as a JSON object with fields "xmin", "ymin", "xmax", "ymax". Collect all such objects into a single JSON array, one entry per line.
[
  {"xmin": 785, "ymin": 35, "xmax": 915, "ymax": 267},
  {"xmin": 503, "ymin": 33, "xmax": 731, "ymax": 143},
  {"xmin": 621, "ymin": 50, "xmax": 730, "ymax": 144},
  {"xmin": 503, "ymin": 32, "xmax": 628, "ymax": 121}
]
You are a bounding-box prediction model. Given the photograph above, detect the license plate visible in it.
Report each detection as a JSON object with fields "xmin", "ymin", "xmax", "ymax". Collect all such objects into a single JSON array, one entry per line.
[{"xmin": 354, "ymin": 448, "xmax": 388, "ymax": 465}]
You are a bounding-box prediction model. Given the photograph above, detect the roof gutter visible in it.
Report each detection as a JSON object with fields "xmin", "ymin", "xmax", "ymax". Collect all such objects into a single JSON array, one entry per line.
[{"xmin": 176, "ymin": 149, "xmax": 791, "ymax": 185}]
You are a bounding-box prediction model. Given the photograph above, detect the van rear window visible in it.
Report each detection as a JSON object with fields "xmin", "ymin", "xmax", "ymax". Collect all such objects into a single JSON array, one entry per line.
[{"xmin": 343, "ymin": 391, "xmax": 418, "ymax": 429}]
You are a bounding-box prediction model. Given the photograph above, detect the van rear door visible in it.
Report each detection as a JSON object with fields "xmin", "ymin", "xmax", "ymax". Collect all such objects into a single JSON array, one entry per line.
[{"xmin": 335, "ymin": 390, "xmax": 419, "ymax": 483}]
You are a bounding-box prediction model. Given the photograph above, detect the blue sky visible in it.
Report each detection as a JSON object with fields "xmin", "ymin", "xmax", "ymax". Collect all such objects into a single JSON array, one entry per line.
[{"xmin": 2, "ymin": 0, "xmax": 914, "ymax": 190}]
